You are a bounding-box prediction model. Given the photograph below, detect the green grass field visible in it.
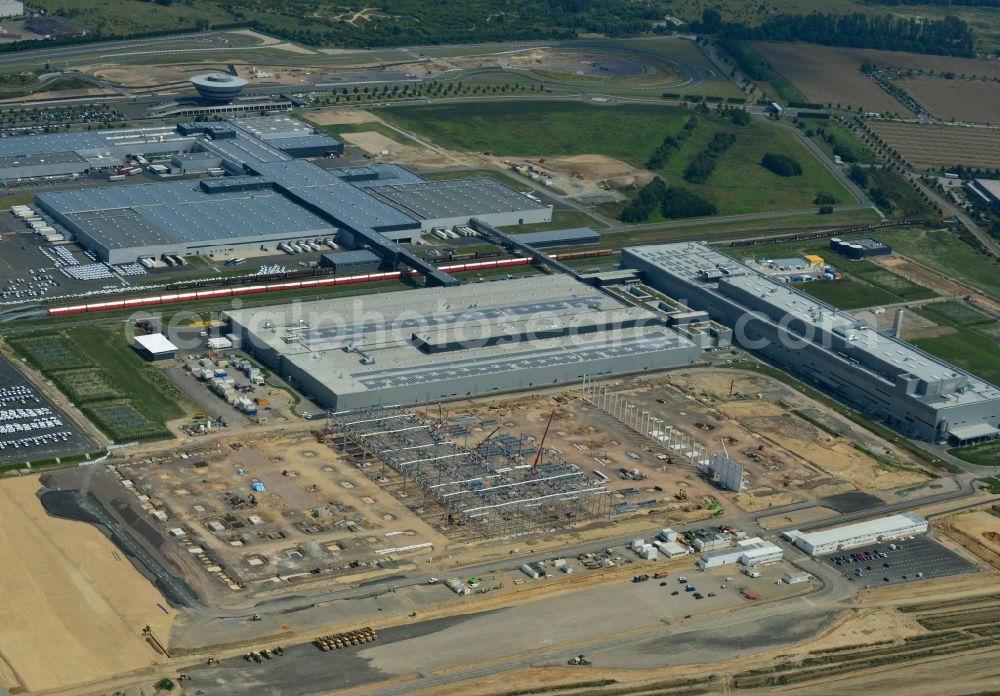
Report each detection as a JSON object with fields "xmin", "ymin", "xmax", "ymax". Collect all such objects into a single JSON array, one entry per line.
[
  {"xmin": 380, "ymin": 101, "xmax": 852, "ymax": 217},
  {"xmin": 845, "ymin": 262, "xmax": 937, "ymax": 301},
  {"xmin": 914, "ymin": 328, "xmax": 1000, "ymax": 386},
  {"xmin": 809, "ymin": 122, "xmax": 878, "ymax": 166},
  {"xmin": 795, "ymin": 276, "xmax": 903, "ymax": 309},
  {"xmin": 917, "ymin": 301, "xmax": 993, "ymax": 327},
  {"xmin": 909, "ymin": 302, "xmax": 1000, "ymax": 386},
  {"xmin": 8, "ymin": 326, "xmax": 190, "ymax": 441},
  {"xmin": 950, "ymin": 441, "xmax": 1000, "ymax": 467},
  {"xmin": 872, "ymin": 227, "xmax": 1000, "ymax": 298}
]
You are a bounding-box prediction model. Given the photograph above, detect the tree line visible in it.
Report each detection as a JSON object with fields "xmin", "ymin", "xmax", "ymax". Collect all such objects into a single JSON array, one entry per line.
[{"xmin": 701, "ymin": 11, "xmax": 975, "ymax": 56}]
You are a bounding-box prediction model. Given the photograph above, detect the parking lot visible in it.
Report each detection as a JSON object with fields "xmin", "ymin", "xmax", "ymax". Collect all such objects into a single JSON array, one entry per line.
[
  {"xmin": 0, "ymin": 354, "xmax": 95, "ymax": 465},
  {"xmin": 824, "ymin": 535, "xmax": 980, "ymax": 586}
]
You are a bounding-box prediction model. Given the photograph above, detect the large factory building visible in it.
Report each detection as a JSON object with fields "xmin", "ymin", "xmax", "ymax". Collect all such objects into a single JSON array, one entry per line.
[
  {"xmin": 622, "ymin": 243, "xmax": 1000, "ymax": 444},
  {"xmin": 785, "ymin": 513, "xmax": 928, "ymax": 556},
  {"xmin": 25, "ymin": 116, "xmax": 549, "ymax": 265},
  {"xmin": 224, "ymin": 275, "xmax": 700, "ymax": 410}
]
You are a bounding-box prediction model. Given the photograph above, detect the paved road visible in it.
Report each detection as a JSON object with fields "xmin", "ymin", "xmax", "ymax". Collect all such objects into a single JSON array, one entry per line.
[{"xmin": 908, "ymin": 173, "xmax": 1000, "ymax": 258}]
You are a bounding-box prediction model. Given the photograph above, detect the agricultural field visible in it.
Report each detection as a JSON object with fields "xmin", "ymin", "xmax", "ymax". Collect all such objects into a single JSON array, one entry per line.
[
  {"xmin": 750, "ymin": 41, "xmax": 1000, "ymax": 112},
  {"xmin": 898, "ymin": 77, "xmax": 1000, "ymax": 125},
  {"xmin": 381, "ymin": 101, "xmax": 852, "ymax": 217},
  {"xmin": 748, "ymin": 42, "xmax": 911, "ymax": 114},
  {"xmin": 866, "ymin": 121, "xmax": 1000, "ymax": 170},
  {"xmin": 7, "ymin": 326, "xmax": 190, "ymax": 441}
]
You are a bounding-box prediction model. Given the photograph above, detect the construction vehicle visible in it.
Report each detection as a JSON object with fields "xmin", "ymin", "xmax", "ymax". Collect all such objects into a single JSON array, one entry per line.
[
  {"xmin": 632, "ymin": 574, "xmax": 650, "ymax": 583},
  {"xmin": 315, "ymin": 626, "xmax": 378, "ymax": 651},
  {"xmin": 653, "ymin": 571, "xmax": 668, "ymax": 579},
  {"xmin": 568, "ymin": 654, "xmax": 592, "ymax": 666}
]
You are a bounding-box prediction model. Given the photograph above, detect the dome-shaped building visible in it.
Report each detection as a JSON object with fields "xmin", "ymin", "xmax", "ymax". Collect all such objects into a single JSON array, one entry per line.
[{"xmin": 190, "ymin": 73, "xmax": 248, "ymax": 103}]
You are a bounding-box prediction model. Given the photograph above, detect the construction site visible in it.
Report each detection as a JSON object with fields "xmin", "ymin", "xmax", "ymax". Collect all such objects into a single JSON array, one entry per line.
[{"xmin": 103, "ymin": 364, "xmax": 934, "ymax": 603}]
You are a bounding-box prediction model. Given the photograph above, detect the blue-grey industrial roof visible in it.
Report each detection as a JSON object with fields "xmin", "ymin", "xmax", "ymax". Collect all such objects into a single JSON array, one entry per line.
[
  {"xmin": 322, "ymin": 250, "xmax": 380, "ymax": 265},
  {"xmin": 38, "ymin": 180, "xmax": 334, "ymax": 249},
  {"xmin": 367, "ymin": 178, "xmax": 547, "ymax": 220},
  {"xmin": 354, "ymin": 164, "xmax": 426, "ymax": 187},
  {"xmin": 511, "ymin": 227, "xmax": 599, "ymax": 247},
  {"xmin": 0, "ymin": 131, "xmax": 110, "ymax": 157},
  {"xmin": 0, "ymin": 151, "xmax": 88, "ymax": 169},
  {"xmin": 268, "ymin": 134, "xmax": 343, "ymax": 153},
  {"xmin": 199, "ymin": 134, "xmax": 291, "ymax": 166}
]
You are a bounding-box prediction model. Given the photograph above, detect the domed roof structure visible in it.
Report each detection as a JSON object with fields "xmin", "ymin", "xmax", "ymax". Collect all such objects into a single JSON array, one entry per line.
[{"xmin": 190, "ymin": 73, "xmax": 248, "ymax": 103}]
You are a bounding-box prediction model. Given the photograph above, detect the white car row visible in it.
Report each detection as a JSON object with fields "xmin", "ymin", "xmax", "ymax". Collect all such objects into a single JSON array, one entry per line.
[
  {"xmin": 0, "ymin": 431, "xmax": 73, "ymax": 450},
  {"xmin": 0, "ymin": 407, "xmax": 52, "ymax": 422},
  {"xmin": 0, "ymin": 417, "xmax": 63, "ymax": 434}
]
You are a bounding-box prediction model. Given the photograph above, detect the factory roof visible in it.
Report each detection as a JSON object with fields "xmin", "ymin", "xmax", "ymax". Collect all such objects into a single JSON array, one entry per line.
[
  {"xmin": 225, "ymin": 275, "xmax": 693, "ymax": 397},
  {"xmin": 38, "ymin": 180, "xmax": 334, "ymax": 249},
  {"xmin": 791, "ymin": 512, "xmax": 926, "ymax": 549},
  {"xmin": 626, "ymin": 243, "xmax": 1000, "ymax": 407},
  {"xmin": 971, "ymin": 178, "xmax": 1000, "ymax": 199},
  {"xmin": 831, "ymin": 237, "xmax": 888, "ymax": 249},
  {"xmin": 367, "ymin": 178, "xmax": 548, "ymax": 220},
  {"xmin": 199, "ymin": 133, "xmax": 291, "ymax": 166},
  {"xmin": 133, "ymin": 333, "xmax": 178, "ymax": 355},
  {"xmin": 350, "ymin": 163, "xmax": 427, "ymax": 187},
  {"xmin": 0, "ymin": 150, "xmax": 88, "ymax": 169},
  {"xmin": 321, "ymin": 250, "xmax": 380, "ymax": 265},
  {"xmin": 511, "ymin": 227, "xmax": 599, "ymax": 247},
  {"xmin": 267, "ymin": 134, "xmax": 344, "ymax": 153},
  {"xmin": 229, "ymin": 115, "xmax": 313, "ymax": 140}
]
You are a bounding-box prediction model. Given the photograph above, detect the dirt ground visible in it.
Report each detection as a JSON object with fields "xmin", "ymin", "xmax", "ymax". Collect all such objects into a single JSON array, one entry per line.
[
  {"xmin": 866, "ymin": 307, "xmax": 955, "ymax": 341},
  {"xmin": 0, "ymin": 476, "xmax": 171, "ymax": 693},
  {"xmin": 341, "ymin": 131, "xmax": 457, "ymax": 168},
  {"xmin": 412, "ymin": 572, "xmax": 1000, "ymax": 696},
  {"xmin": 674, "ymin": 368, "xmax": 926, "ymax": 491},
  {"xmin": 874, "ymin": 255, "xmax": 1000, "ymax": 315},
  {"xmin": 750, "ymin": 42, "xmax": 910, "ymax": 115},
  {"xmin": 300, "ymin": 108, "xmax": 380, "ymax": 126},
  {"xmin": 113, "ymin": 429, "xmax": 452, "ymax": 603},
  {"xmin": 867, "ymin": 121, "xmax": 1000, "ymax": 170},
  {"xmin": 758, "ymin": 505, "xmax": 839, "ymax": 529},
  {"xmin": 497, "ymin": 154, "xmax": 651, "ymax": 200},
  {"xmin": 900, "ymin": 77, "xmax": 1000, "ymax": 124},
  {"xmin": 938, "ymin": 509, "xmax": 1000, "ymax": 570}
]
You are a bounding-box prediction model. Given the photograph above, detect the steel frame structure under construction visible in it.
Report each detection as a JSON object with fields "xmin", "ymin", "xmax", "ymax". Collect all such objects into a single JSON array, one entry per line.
[{"xmin": 330, "ymin": 405, "xmax": 612, "ymax": 541}]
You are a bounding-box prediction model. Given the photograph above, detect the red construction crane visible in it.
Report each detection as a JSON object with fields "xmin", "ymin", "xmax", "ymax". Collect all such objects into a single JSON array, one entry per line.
[
  {"xmin": 475, "ymin": 424, "xmax": 502, "ymax": 452},
  {"xmin": 532, "ymin": 409, "xmax": 556, "ymax": 470}
]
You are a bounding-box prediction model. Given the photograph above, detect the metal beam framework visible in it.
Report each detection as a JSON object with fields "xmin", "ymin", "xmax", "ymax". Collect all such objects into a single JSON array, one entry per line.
[{"xmin": 330, "ymin": 405, "xmax": 612, "ymax": 541}]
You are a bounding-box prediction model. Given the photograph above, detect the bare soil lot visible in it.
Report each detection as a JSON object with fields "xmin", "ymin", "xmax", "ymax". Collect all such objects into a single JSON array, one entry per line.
[
  {"xmin": 340, "ymin": 130, "xmax": 457, "ymax": 168},
  {"xmin": 751, "ymin": 42, "xmax": 1000, "ymax": 115},
  {"xmin": 899, "ymin": 76, "xmax": 1000, "ymax": 124},
  {"xmin": 0, "ymin": 476, "xmax": 170, "ymax": 693},
  {"xmin": 749, "ymin": 42, "xmax": 911, "ymax": 115},
  {"xmin": 300, "ymin": 107, "xmax": 380, "ymax": 126},
  {"xmin": 867, "ymin": 121, "xmax": 1000, "ymax": 170}
]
